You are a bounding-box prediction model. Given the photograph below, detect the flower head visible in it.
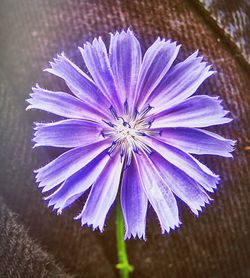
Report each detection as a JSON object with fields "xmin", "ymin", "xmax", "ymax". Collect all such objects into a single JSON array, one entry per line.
[{"xmin": 27, "ymin": 29, "xmax": 235, "ymax": 239}]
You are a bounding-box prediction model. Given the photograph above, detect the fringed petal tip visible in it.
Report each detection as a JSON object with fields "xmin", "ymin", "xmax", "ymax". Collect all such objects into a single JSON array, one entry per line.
[
  {"xmin": 73, "ymin": 214, "xmax": 105, "ymax": 233},
  {"xmin": 124, "ymin": 231, "xmax": 146, "ymax": 241},
  {"xmin": 230, "ymin": 140, "xmax": 237, "ymax": 152},
  {"xmin": 81, "ymin": 36, "xmax": 101, "ymax": 50},
  {"xmin": 47, "ymin": 203, "xmax": 63, "ymax": 216},
  {"xmin": 33, "ymin": 122, "xmax": 45, "ymax": 130},
  {"xmin": 189, "ymin": 51, "xmax": 216, "ymax": 78},
  {"xmin": 154, "ymin": 36, "xmax": 168, "ymax": 43},
  {"xmin": 34, "ymin": 171, "xmax": 42, "ymax": 181},
  {"xmin": 33, "ymin": 168, "xmax": 40, "ymax": 174},
  {"xmin": 215, "ymin": 173, "xmax": 221, "ymax": 183},
  {"xmin": 36, "ymin": 182, "xmax": 45, "ymax": 190},
  {"xmin": 48, "ymin": 205, "xmax": 63, "ymax": 216},
  {"xmin": 29, "ymin": 84, "xmax": 41, "ymax": 94},
  {"xmin": 109, "ymin": 27, "xmax": 133, "ymax": 38},
  {"xmin": 25, "ymin": 86, "xmax": 42, "ymax": 111},
  {"xmin": 155, "ymin": 37, "xmax": 182, "ymax": 50},
  {"xmin": 224, "ymin": 139, "xmax": 237, "ymax": 158},
  {"xmin": 47, "ymin": 52, "xmax": 66, "ymax": 66},
  {"xmin": 161, "ymin": 220, "xmax": 182, "ymax": 235},
  {"xmin": 43, "ymin": 52, "xmax": 74, "ymax": 75},
  {"xmin": 41, "ymin": 184, "xmax": 56, "ymax": 193},
  {"xmin": 199, "ymin": 177, "xmax": 219, "ymax": 194},
  {"xmin": 208, "ymin": 96, "xmax": 229, "ymax": 116},
  {"xmin": 42, "ymin": 194, "xmax": 63, "ymax": 215},
  {"xmin": 191, "ymin": 195, "xmax": 213, "ymax": 217},
  {"xmin": 26, "ymin": 92, "xmax": 38, "ymax": 109},
  {"xmin": 113, "ymin": 31, "xmax": 182, "ymax": 51},
  {"xmin": 25, "ymin": 104, "xmax": 33, "ymax": 111},
  {"xmin": 225, "ymin": 117, "xmax": 234, "ymax": 124},
  {"xmin": 82, "ymin": 222, "xmax": 104, "ymax": 233},
  {"xmin": 32, "ymin": 142, "xmax": 39, "ymax": 149},
  {"xmin": 191, "ymin": 49, "xmax": 215, "ymax": 69},
  {"xmin": 190, "ymin": 49, "xmax": 202, "ymax": 62},
  {"xmin": 202, "ymin": 173, "xmax": 220, "ymax": 193}
]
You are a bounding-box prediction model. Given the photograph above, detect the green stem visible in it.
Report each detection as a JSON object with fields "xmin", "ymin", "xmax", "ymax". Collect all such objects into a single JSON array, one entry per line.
[{"xmin": 116, "ymin": 200, "xmax": 134, "ymax": 278}]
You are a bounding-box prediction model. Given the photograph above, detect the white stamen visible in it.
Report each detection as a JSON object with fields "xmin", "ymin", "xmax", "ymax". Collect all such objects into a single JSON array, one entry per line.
[{"xmin": 103, "ymin": 105, "xmax": 157, "ymax": 163}]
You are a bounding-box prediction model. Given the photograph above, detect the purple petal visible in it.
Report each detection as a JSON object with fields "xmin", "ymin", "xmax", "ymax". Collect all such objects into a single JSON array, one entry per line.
[
  {"xmin": 135, "ymin": 152, "xmax": 180, "ymax": 233},
  {"xmin": 121, "ymin": 155, "xmax": 148, "ymax": 239},
  {"xmin": 44, "ymin": 53, "xmax": 111, "ymax": 111},
  {"xmin": 143, "ymin": 136, "xmax": 219, "ymax": 192},
  {"xmin": 35, "ymin": 139, "xmax": 112, "ymax": 191},
  {"xmin": 75, "ymin": 152, "xmax": 123, "ymax": 231},
  {"xmin": 150, "ymin": 152, "xmax": 211, "ymax": 215},
  {"xmin": 151, "ymin": 127, "xmax": 236, "ymax": 157},
  {"xmin": 33, "ymin": 119, "xmax": 103, "ymax": 148},
  {"xmin": 80, "ymin": 38, "xmax": 123, "ymax": 112},
  {"xmin": 45, "ymin": 150, "xmax": 110, "ymax": 213},
  {"xmin": 150, "ymin": 96, "xmax": 232, "ymax": 128},
  {"xmin": 26, "ymin": 86, "xmax": 109, "ymax": 120},
  {"xmin": 146, "ymin": 51, "xmax": 214, "ymax": 112},
  {"xmin": 135, "ymin": 38, "xmax": 180, "ymax": 109},
  {"xmin": 109, "ymin": 29, "xmax": 142, "ymax": 109}
]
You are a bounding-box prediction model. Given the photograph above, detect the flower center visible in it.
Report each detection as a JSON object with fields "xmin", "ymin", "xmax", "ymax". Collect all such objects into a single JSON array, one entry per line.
[
  {"xmin": 115, "ymin": 117, "xmax": 136, "ymax": 138},
  {"xmin": 101, "ymin": 102, "xmax": 158, "ymax": 166}
]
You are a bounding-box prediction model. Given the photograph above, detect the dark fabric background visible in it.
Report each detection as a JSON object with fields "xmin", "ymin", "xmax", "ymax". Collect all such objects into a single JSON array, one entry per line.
[
  {"xmin": 0, "ymin": 0, "xmax": 249, "ymax": 277},
  {"xmin": 197, "ymin": 0, "xmax": 250, "ymax": 64}
]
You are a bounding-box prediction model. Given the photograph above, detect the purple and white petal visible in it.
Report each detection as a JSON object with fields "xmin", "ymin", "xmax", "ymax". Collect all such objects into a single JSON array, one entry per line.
[
  {"xmin": 33, "ymin": 119, "xmax": 103, "ymax": 148},
  {"xmin": 75, "ymin": 152, "xmax": 123, "ymax": 231},
  {"xmin": 150, "ymin": 96, "xmax": 232, "ymax": 129},
  {"xmin": 26, "ymin": 86, "xmax": 109, "ymax": 120},
  {"xmin": 135, "ymin": 38, "xmax": 181, "ymax": 109},
  {"xmin": 45, "ymin": 150, "xmax": 110, "ymax": 213},
  {"xmin": 145, "ymin": 51, "xmax": 214, "ymax": 112},
  {"xmin": 150, "ymin": 127, "xmax": 236, "ymax": 157},
  {"xmin": 35, "ymin": 139, "xmax": 112, "ymax": 191},
  {"xmin": 109, "ymin": 29, "xmax": 142, "ymax": 109},
  {"xmin": 134, "ymin": 152, "xmax": 180, "ymax": 233},
  {"xmin": 45, "ymin": 53, "xmax": 111, "ymax": 111},
  {"xmin": 80, "ymin": 38, "xmax": 122, "ymax": 112},
  {"xmin": 121, "ymin": 155, "xmax": 148, "ymax": 239},
  {"xmin": 150, "ymin": 152, "xmax": 211, "ymax": 215},
  {"xmin": 143, "ymin": 136, "xmax": 219, "ymax": 192}
]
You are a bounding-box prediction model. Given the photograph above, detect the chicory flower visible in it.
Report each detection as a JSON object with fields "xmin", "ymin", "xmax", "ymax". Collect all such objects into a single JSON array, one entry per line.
[{"xmin": 27, "ymin": 29, "xmax": 235, "ymax": 239}]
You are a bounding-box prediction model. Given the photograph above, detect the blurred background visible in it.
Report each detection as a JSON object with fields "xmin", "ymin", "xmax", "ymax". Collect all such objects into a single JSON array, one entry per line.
[{"xmin": 0, "ymin": 0, "xmax": 249, "ymax": 277}]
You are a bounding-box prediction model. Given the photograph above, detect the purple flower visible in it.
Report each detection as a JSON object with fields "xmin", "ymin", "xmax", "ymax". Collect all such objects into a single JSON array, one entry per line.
[{"xmin": 27, "ymin": 29, "xmax": 235, "ymax": 239}]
